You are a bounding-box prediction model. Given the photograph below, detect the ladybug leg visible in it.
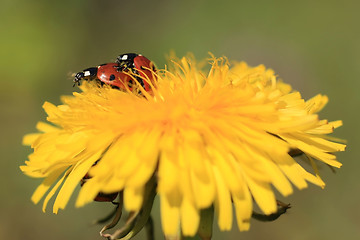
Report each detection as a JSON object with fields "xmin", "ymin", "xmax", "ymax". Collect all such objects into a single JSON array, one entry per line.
[{"xmin": 73, "ymin": 67, "xmax": 98, "ymax": 87}]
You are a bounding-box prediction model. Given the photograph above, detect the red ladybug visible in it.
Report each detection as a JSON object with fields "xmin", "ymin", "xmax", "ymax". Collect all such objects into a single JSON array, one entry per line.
[
  {"xmin": 73, "ymin": 53, "xmax": 156, "ymax": 91},
  {"xmin": 116, "ymin": 53, "xmax": 156, "ymax": 92}
]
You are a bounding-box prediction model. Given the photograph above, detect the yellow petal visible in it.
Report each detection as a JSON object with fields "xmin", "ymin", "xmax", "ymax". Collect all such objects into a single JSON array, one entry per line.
[
  {"xmin": 190, "ymin": 161, "xmax": 216, "ymax": 208},
  {"xmin": 282, "ymin": 134, "xmax": 342, "ymax": 168},
  {"xmin": 180, "ymin": 197, "xmax": 200, "ymax": 236},
  {"xmin": 213, "ymin": 166, "xmax": 233, "ymax": 231},
  {"xmin": 76, "ymin": 177, "xmax": 103, "ymax": 207},
  {"xmin": 31, "ymin": 166, "xmax": 67, "ymax": 204},
  {"xmin": 123, "ymin": 186, "xmax": 144, "ymax": 211},
  {"xmin": 22, "ymin": 133, "xmax": 41, "ymax": 146},
  {"xmin": 158, "ymin": 151, "xmax": 179, "ymax": 193},
  {"xmin": 245, "ymin": 176, "xmax": 277, "ymax": 215},
  {"xmin": 42, "ymin": 168, "xmax": 72, "ymax": 213},
  {"xmin": 277, "ymin": 154, "xmax": 308, "ymax": 189},
  {"xmin": 36, "ymin": 121, "xmax": 59, "ymax": 132},
  {"xmin": 53, "ymin": 151, "xmax": 101, "ymax": 213},
  {"xmin": 160, "ymin": 194, "xmax": 181, "ymax": 236},
  {"xmin": 233, "ymin": 183, "xmax": 252, "ymax": 231}
]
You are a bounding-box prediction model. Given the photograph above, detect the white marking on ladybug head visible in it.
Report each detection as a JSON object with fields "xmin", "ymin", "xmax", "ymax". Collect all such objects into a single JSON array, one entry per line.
[
  {"xmin": 84, "ymin": 71, "xmax": 91, "ymax": 76},
  {"xmin": 121, "ymin": 55, "xmax": 128, "ymax": 60}
]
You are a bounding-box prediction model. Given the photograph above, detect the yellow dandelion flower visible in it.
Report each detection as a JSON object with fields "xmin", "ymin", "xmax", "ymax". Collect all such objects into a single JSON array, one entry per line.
[{"xmin": 21, "ymin": 54, "xmax": 345, "ymax": 239}]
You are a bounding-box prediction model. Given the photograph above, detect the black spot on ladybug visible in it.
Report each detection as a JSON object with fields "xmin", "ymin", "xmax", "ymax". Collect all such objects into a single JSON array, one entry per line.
[{"xmin": 109, "ymin": 74, "xmax": 115, "ymax": 81}]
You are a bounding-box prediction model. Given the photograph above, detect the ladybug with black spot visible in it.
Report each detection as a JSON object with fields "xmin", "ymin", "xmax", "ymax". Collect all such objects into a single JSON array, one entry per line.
[
  {"xmin": 115, "ymin": 53, "xmax": 156, "ymax": 91},
  {"xmin": 73, "ymin": 53, "xmax": 156, "ymax": 91}
]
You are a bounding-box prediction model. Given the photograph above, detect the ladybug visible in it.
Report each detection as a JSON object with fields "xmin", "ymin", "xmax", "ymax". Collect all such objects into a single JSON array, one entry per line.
[
  {"xmin": 116, "ymin": 53, "xmax": 156, "ymax": 92},
  {"xmin": 73, "ymin": 53, "xmax": 156, "ymax": 92}
]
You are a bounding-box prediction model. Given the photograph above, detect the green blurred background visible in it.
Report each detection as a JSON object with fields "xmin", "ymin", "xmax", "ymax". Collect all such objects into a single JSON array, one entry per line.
[{"xmin": 1, "ymin": 0, "xmax": 358, "ymax": 239}]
